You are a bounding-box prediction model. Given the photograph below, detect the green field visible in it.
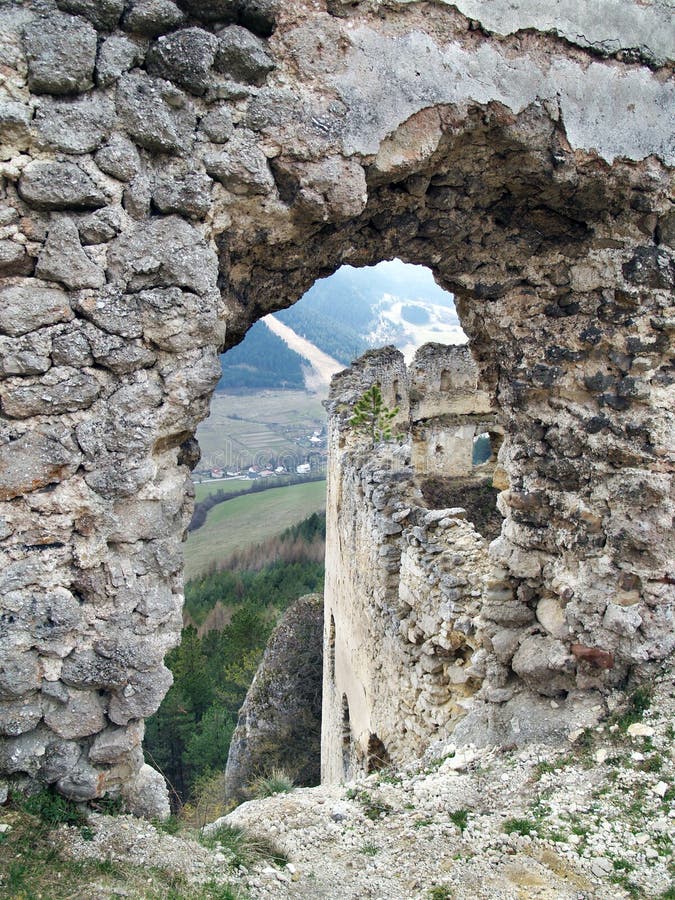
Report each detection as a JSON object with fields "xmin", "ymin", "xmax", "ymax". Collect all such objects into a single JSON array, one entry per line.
[
  {"xmin": 195, "ymin": 389, "xmax": 327, "ymax": 472},
  {"xmin": 193, "ymin": 478, "xmax": 252, "ymax": 503},
  {"xmin": 184, "ymin": 479, "xmax": 327, "ymax": 580}
]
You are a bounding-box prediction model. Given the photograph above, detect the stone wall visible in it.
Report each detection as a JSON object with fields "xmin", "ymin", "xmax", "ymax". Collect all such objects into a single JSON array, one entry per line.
[
  {"xmin": 0, "ymin": 0, "xmax": 672, "ymax": 807},
  {"xmin": 322, "ymin": 343, "xmax": 506, "ymax": 780}
]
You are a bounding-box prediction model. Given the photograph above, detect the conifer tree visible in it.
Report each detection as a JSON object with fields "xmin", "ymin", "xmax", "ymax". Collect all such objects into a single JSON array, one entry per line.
[{"xmin": 348, "ymin": 384, "xmax": 399, "ymax": 443}]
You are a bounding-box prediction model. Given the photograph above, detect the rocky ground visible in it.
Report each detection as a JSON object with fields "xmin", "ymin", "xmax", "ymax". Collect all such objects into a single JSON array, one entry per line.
[{"xmin": 4, "ymin": 668, "xmax": 663, "ymax": 900}]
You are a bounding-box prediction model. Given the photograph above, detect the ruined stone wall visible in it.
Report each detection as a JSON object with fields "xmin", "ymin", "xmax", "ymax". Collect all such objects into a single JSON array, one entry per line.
[
  {"xmin": 0, "ymin": 0, "xmax": 672, "ymax": 807},
  {"xmin": 322, "ymin": 343, "xmax": 507, "ymax": 780}
]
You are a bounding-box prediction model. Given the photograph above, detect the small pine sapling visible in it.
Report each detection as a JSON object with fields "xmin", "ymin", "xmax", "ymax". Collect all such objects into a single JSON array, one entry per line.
[{"xmin": 349, "ymin": 384, "xmax": 399, "ymax": 444}]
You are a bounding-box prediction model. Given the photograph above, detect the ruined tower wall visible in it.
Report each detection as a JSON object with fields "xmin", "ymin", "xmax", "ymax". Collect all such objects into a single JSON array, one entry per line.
[
  {"xmin": 322, "ymin": 344, "xmax": 504, "ymax": 780},
  {"xmin": 0, "ymin": 0, "xmax": 673, "ymax": 807}
]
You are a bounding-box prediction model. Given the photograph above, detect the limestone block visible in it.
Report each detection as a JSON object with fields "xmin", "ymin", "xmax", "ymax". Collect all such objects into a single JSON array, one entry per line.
[
  {"xmin": 0, "ymin": 431, "xmax": 79, "ymax": 501},
  {"xmin": 603, "ymin": 602, "xmax": 642, "ymax": 637},
  {"xmin": 121, "ymin": 763, "xmax": 170, "ymax": 820},
  {"xmin": 39, "ymin": 740, "xmax": 81, "ymax": 783},
  {"xmin": 152, "ymin": 173, "xmax": 213, "ymax": 219},
  {"xmin": 89, "ymin": 722, "xmax": 144, "ymax": 765},
  {"xmin": 0, "ymin": 240, "xmax": 33, "ymax": 277},
  {"xmin": 18, "ymin": 161, "xmax": 108, "ymax": 211},
  {"xmin": 147, "ymin": 27, "xmax": 218, "ymax": 95},
  {"xmin": 36, "ymin": 218, "xmax": 105, "ymax": 290},
  {"xmin": 0, "ymin": 101, "xmax": 32, "ymax": 155},
  {"xmin": 122, "ymin": 1, "xmax": 186, "ymax": 37},
  {"xmin": 0, "ymin": 281, "xmax": 73, "ymax": 337},
  {"xmin": 94, "ymin": 134, "xmax": 141, "ymax": 182},
  {"xmin": 78, "ymin": 208, "xmax": 124, "ymax": 245},
  {"xmin": 97, "ymin": 35, "xmax": 147, "ymax": 88},
  {"xmin": 23, "ymin": 13, "xmax": 97, "ymax": 95},
  {"xmin": 536, "ymin": 596, "xmax": 569, "ymax": 639},
  {"xmin": 57, "ymin": 757, "xmax": 104, "ymax": 801},
  {"xmin": 0, "ymin": 651, "xmax": 41, "ymax": 699},
  {"xmin": 61, "ymin": 650, "xmax": 128, "ymax": 690},
  {"xmin": 115, "ymin": 73, "xmax": 197, "ymax": 155},
  {"xmin": 0, "ymin": 728, "xmax": 48, "ymax": 775},
  {"xmin": 0, "ymin": 334, "xmax": 51, "ymax": 377},
  {"xmin": 34, "ymin": 96, "xmax": 116, "ymax": 155},
  {"xmin": 1, "ymin": 368, "xmax": 101, "ymax": 419},
  {"xmin": 107, "ymin": 216, "xmax": 218, "ymax": 296},
  {"xmin": 0, "ymin": 696, "xmax": 43, "ymax": 736},
  {"xmin": 56, "ymin": 0, "xmax": 126, "ymax": 31},
  {"xmin": 44, "ymin": 688, "xmax": 105, "ymax": 740},
  {"xmin": 108, "ymin": 665, "xmax": 173, "ymax": 725},
  {"xmin": 198, "ymin": 105, "xmax": 234, "ymax": 143},
  {"xmin": 215, "ymin": 25, "xmax": 275, "ymax": 86},
  {"xmin": 203, "ymin": 129, "xmax": 275, "ymax": 195},
  {"xmin": 511, "ymin": 634, "xmax": 575, "ymax": 697},
  {"xmin": 86, "ymin": 329, "xmax": 157, "ymax": 375}
]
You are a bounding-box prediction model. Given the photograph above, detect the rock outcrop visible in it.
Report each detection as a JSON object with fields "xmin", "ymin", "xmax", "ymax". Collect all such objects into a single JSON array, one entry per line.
[
  {"xmin": 0, "ymin": 0, "xmax": 673, "ymax": 806},
  {"xmin": 225, "ymin": 593, "xmax": 323, "ymax": 802}
]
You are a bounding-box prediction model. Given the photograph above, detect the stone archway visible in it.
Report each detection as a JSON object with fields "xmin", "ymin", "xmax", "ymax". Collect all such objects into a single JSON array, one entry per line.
[{"xmin": 0, "ymin": 0, "xmax": 672, "ymax": 811}]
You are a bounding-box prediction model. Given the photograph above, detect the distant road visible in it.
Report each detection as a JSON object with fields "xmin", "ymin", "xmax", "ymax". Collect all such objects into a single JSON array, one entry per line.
[{"xmin": 264, "ymin": 314, "xmax": 344, "ymax": 393}]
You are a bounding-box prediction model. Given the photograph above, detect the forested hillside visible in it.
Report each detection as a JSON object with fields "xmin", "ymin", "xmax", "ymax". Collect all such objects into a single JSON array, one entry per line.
[
  {"xmin": 144, "ymin": 514, "xmax": 326, "ymax": 808},
  {"xmin": 215, "ymin": 261, "xmax": 459, "ymax": 390}
]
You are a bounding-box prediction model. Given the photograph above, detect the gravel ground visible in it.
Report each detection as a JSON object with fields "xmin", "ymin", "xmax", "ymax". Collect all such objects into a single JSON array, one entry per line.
[{"xmin": 60, "ymin": 671, "xmax": 674, "ymax": 899}]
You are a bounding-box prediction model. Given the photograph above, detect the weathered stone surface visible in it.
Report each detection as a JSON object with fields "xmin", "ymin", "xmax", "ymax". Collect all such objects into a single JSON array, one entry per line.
[
  {"xmin": 203, "ymin": 129, "xmax": 274, "ymax": 194},
  {"xmin": 78, "ymin": 207, "xmax": 124, "ymax": 245},
  {"xmin": 512, "ymin": 635, "xmax": 575, "ymax": 697},
  {"xmin": 147, "ymin": 27, "xmax": 218, "ymax": 95},
  {"xmin": 36, "ymin": 217, "xmax": 106, "ymax": 290},
  {"xmin": 56, "ymin": 0, "xmax": 126, "ymax": 31},
  {"xmin": 23, "ymin": 13, "xmax": 97, "ymax": 95},
  {"xmin": 94, "ymin": 134, "xmax": 141, "ymax": 182},
  {"xmin": 0, "ymin": 240, "xmax": 34, "ymax": 277},
  {"xmin": 121, "ymin": 763, "xmax": 170, "ymax": 819},
  {"xmin": 18, "ymin": 162, "xmax": 108, "ymax": 211},
  {"xmin": 215, "ymin": 25, "xmax": 275, "ymax": 86},
  {"xmin": 34, "ymin": 95, "xmax": 115, "ymax": 155},
  {"xmin": 0, "ymin": 0, "xmax": 673, "ymax": 815},
  {"xmin": 151, "ymin": 173, "xmax": 213, "ymax": 219},
  {"xmin": 108, "ymin": 666, "xmax": 173, "ymax": 725},
  {"xmin": 1, "ymin": 368, "xmax": 101, "ymax": 419},
  {"xmin": 0, "ymin": 281, "xmax": 73, "ymax": 337},
  {"xmin": 226, "ymin": 594, "xmax": 323, "ymax": 801},
  {"xmin": 89, "ymin": 722, "xmax": 144, "ymax": 765},
  {"xmin": 107, "ymin": 215, "xmax": 219, "ymax": 295},
  {"xmin": 115, "ymin": 72, "xmax": 197, "ymax": 154},
  {"xmin": 0, "ymin": 651, "xmax": 40, "ymax": 699},
  {"xmin": 97, "ymin": 35, "xmax": 147, "ymax": 88},
  {"xmin": 44, "ymin": 689, "xmax": 106, "ymax": 740},
  {"xmin": 122, "ymin": 0, "xmax": 186, "ymax": 36},
  {"xmin": 0, "ymin": 431, "xmax": 79, "ymax": 500},
  {"xmin": 198, "ymin": 105, "xmax": 234, "ymax": 143},
  {"xmin": 57, "ymin": 757, "xmax": 103, "ymax": 800}
]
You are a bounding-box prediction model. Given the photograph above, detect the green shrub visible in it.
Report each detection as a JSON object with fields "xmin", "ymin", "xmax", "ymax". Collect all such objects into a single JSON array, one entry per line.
[{"xmin": 249, "ymin": 768, "xmax": 295, "ymax": 799}]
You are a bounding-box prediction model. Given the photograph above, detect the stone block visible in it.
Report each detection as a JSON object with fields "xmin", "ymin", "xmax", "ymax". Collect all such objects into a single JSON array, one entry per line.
[
  {"xmin": 35, "ymin": 95, "xmax": 115, "ymax": 155},
  {"xmin": 198, "ymin": 105, "xmax": 234, "ymax": 142},
  {"xmin": 23, "ymin": 13, "xmax": 97, "ymax": 95},
  {"xmin": 122, "ymin": 0, "xmax": 186, "ymax": 36},
  {"xmin": 203, "ymin": 129, "xmax": 274, "ymax": 195},
  {"xmin": 44, "ymin": 688, "xmax": 105, "ymax": 740},
  {"xmin": 18, "ymin": 161, "xmax": 107, "ymax": 211},
  {"xmin": 115, "ymin": 72, "xmax": 197, "ymax": 155},
  {"xmin": 0, "ymin": 696, "xmax": 43, "ymax": 736},
  {"xmin": 108, "ymin": 665, "xmax": 173, "ymax": 725},
  {"xmin": 56, "ymin": 0, "xmax": 126, "ymax": 30},
  {"xmin": 0, "ymin": 652, "xmax": 41, "ymax": 699},
  {"xmin": 0, "ymin": 240, "xmax": 33, "ymax": 277},
  {"xmin": 0, "ymin": 281, "xmax": 72, "ymax": 337},
  {"xmin": 57, "ymin": 757, "xmax": 103, "ymax": 800},
  {"xmin": 36, "ymin": 218, "xmax": 105, "ymax": 290},
  {"xmin": 121, "ymin": 763, "xmax": 170, "ymax": 820},
  {"xmin": 215, "ymin": 25, "xmax": 275, "ymax": 86},
  {"xmin": 97, "ymin": 35, "xmax": 147, "ymax": 88},
  {"xmin": 94, "ymin": 134, "xmax": 141, "ymax": 182},
  {"xmin": 152, "ymin": 172, "xmax": 213, "ymax": 219},
  {"xmin": 0, "ymin": 431, "xmax": 78, "ymax": 501},
  {"xmin": 512, "ymin": 634, "xmax": 575, "ymax": 697},
  {"xmin": 147, "ymin": 27, "xmax": 218, "ymax": 95},
  {"xmin": 61, "ymin": 650, "xmax": 128, "ymax": 690},
  {"xmin": 89, "ymin": 722, "xmax": 144, "ymax": 765},
  {"xmin": 1, "ymin": 368, "xmax": 101, "ymax": 419},
  {"xmin": 39, "ymin": 740, "xmax": 80, "ymax": 783}
]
